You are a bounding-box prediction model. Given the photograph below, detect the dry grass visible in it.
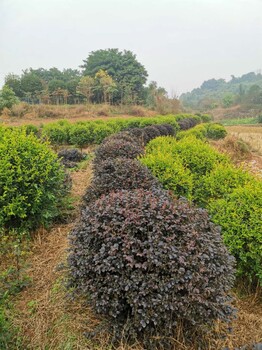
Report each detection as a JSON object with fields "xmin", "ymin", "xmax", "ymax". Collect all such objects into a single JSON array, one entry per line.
[
  {"xmin": 223, "ymin": 292, "xmax": 262, "ymax": 348},
  {"xmin": 9, "ymin": 162, "xmax": 262, "ymax": 350},
  {"xmin": 207, "ymin": 104, "xmax": 261, "ymax": 121},
  {"xmin": 0, "ymin": 103, "xmax": 157, "ymax": 127},
  {"xmin": 226, "ymin": 125, "xmax": 262, "ymax": 155},
  {"xmin": 211, "ymin": 135, "xmax": 253, "ymax": 163},
  {"xmin": 211, "ymin": 127, "xmax": 262, "ymax": 178},
  {"xmin": 11, "ymin": 166, "xmax": 94, "ymax": 349}
]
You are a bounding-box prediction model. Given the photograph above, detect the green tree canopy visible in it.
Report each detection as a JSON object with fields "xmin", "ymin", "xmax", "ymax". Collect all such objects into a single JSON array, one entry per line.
[
  {"xmin": 81, "ymin": 49, "xmax": 148, "ymax": 103},
  {"xmin": 0, "ymin": 85, "xmax": 20, "ymax": 110},
  {"xmin": 77, "ymin": 76, "xmax": 95, "ymax": 103},
  {"xmin": 20, "ymin": 70, "xmax": 44, "ymax": 101},
  {"xmin": 48, "ymin": 79, "xmax": 67, "ymax": 93},
  {"xmin": 4, "ymin": 74, "xmax": 23, "ymax": 98}
]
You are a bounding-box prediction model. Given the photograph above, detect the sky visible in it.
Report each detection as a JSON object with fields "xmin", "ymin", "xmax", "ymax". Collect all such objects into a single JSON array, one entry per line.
[{"xmin": 0, "ymin": 0, "xmax": 262, "ymax": 95}]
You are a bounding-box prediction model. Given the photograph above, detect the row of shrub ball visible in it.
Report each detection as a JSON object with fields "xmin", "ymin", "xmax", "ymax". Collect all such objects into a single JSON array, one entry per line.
[
  {"xmin": 140, "ymin": 133, "xmax": 262, "ymax": 285},
  {"xmin": 40, "ymin": 113, "xmax": 201, "ymax": 147},
  {"xmin": 68, "ymin": 123, "xmax": 235, "ymax": 348}
]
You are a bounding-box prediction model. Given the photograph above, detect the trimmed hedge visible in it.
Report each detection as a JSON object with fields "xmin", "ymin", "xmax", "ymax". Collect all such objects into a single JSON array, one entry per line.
[
  {"xmin": 58, "ymin": 148, "xmax": 86, "ymax": 168},
  {"xmin": 139, "ymin": 150, "xmax": 193, "ymax": 199},
  {"xmin": 0, "ymin": 128, "xmax": 67, "ymax": 232},
  {"xmin": 142, "ymin": 126, "xmax": 161, "ymax": 144},
  {"xmin": 194, "ymin": 163, "xmax": 253, "ymax": 206},
  {"xmin": 58, "ymin": 148, "xmax": 85, "ymax": 162},
  {"xmin": 140, "ymin": 135, "xmax": 261, "ymax": 284},
  {"xmin": 177, "ymin": 117, "xmax": 200, "ymax": 130},
  {"xmin": 94, "ymin": 139, "xmax": 144, "ymax": 165},
  {"xmin": 42, "ymin": 120, "xmax": 71, "ymax": 144},
  {"xmin": 208, "ymin": 181, "xmax": 262, "ymax": 284},
  {"xmin": 143, "ymin": 136, "xmax": 228, "ymax": 178},
  {"xmin": 177, "ymin": 123, "xmax": 227, "ymax": 141},
  {"xmin": 206, "ymin": 123, "xmax": 227, "ymax": 139},
  {"xmin": 84, "ymin": 158, "xmax": 161, "ymax": 203},
  {"xmin": 176, "ymin": 124, "xmax": 207, "ymax": 141},
  {"xmin": 102, "ymin": 131, "xmax": 139, "ymax": 145},
  {"xmin": 69, "ymin": 189, "xmax": 235, "ymax": 344},
  {"xmin": 40, "ymin": 114, "xmax": 201, "ymax": 146}
]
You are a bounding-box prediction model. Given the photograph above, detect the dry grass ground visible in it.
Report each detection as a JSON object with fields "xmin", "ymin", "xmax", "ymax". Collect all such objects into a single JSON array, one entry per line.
[
  {"xmin": 214, "ymin": 126, "xmax": 262, "ymax": 178},
  {"xmin": 207, "ymin": 105, "xmax": 261, "ymax": 121},
  {"xmin": 226, "ymin": 125, "xmax": 262, "ymax": 155},
  {"xmin": 11, "ymin": 165, "xmax": 95, "ymax": 350},
  {"xmin": 0, "ymin": 103, "xmax": 157, "ymax": 127},
  {"xmin": 8, "ymin": 159, "xmax": 261, "ymax": 350}
]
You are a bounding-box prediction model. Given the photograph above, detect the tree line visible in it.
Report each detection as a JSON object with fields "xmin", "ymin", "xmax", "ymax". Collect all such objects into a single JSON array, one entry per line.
[{"xmin": 2, "ymin": 49, "xmax": 174, "ymax": 110}]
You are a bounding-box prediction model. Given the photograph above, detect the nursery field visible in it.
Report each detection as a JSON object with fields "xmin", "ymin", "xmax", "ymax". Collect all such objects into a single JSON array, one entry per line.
[
  {"xmin": 7, "ymin": 164, "xmax": 262, "ymax": 350},
  {"xmin": 0, "ymin": 115, "xmax": 261, "ymax": 350}
]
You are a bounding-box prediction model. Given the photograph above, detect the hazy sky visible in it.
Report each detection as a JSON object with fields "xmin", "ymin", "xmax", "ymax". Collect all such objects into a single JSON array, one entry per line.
[{"xmin": 1, "ymin": 0, "xmax": 262, "ymax": 95}]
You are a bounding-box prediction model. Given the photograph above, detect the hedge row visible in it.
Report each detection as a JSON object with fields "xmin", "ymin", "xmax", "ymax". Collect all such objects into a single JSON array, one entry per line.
[
  {"xmin": 140, "ymin": 135, "xmax": 262, "ymax": 284},
  {"xmin": 176, "ymin": 123, "xmax": 227, "ymax": 140},
  {"xmin": 69, "ymin": 125, "xmax": 235, "ymax": 347},
  {"xmin": 41, "ymin": 113, "xmax": 204, "ymax": 147}
]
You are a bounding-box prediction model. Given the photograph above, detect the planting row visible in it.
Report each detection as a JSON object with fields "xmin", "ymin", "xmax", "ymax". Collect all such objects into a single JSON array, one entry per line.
[
  {"xmin": 176, "ymin": 122, "xmax": 227, "ymax": 140},
  {"xmin": 0, "ymin": 114, "xmax": 206, "ymax": 234},
  {"xmin": 68, "ymin": 122, "xmax": 235, "ymax": 348},
  {"xmin": 140, "ymin": 134, "xmax": 262, "ymax": 284},
  {"xmin": 29, "ymin": 113, "xmax": 203, "ymax": 146}
]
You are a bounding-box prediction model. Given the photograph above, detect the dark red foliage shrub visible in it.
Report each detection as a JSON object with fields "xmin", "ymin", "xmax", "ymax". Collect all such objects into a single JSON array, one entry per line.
[
  {"xmin": 160, "ymin": 123, "xmax": 176, "ymax": 136},
  {"xmin": 178, "ymin": 118, "xmax": 199, "ymax": 130},
  {"xmin": 69, "ymin": 189, "xmax": 235, "ymax": 345},
  {"xmin": 58, "ymin": 148, "xmax": 84, "ymax": 162},
  {"xmin": 94, "ymin": 139, "xmax": 144, "ymax": 164},
  {"xmin": 124, "ymin": 124, "xmax": 174, "ymax": 146},
  {"xmin": 142, "ymin": 126, "xmax": 161, "ymax": 143},
  {"xmin": 58, "ymin": 148, "xmax": 86, "ymax": 167},
  {"xmin": 84, "ymin": 158, "xmax": 161, "ymax": 203},
  {"xmin": 102, "ymin": 131, "xmax": 139, "ymax": 145},
  {"xmin": 124, "ymin": 127, "xmax": 146, "ymax": 144},
  {"xmin": 153, "ymin": 124, "xmax": 170, "ymax": 136}
]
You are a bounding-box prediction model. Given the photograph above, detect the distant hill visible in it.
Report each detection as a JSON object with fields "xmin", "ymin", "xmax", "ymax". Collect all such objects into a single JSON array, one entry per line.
[{"xmin": 180, "ymin": 71, "xmax": 262, "ymax": 111}]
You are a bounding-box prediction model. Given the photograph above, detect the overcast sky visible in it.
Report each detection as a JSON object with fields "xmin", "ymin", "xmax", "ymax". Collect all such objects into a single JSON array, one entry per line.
[{"xmin": 0, "ymin": 0, "xmax": 262, "ymax": 95}]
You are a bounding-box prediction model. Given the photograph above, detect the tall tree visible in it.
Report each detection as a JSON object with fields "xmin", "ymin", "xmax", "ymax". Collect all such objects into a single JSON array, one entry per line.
[
  {"xmin": 81, "ymin": 49, "xmax": 148, "ymax": 104},
  {"xmin": 145, "ymin": 81, "xmax": 167, "ymax": 108},
  {"xmin": 77, "ymin": 76, "xmax": 95, "ymax": 103},
  {"xmin": 0, "ymin": 85, "xmax": 19, "ymax": 110},
  {"xmin": 5, "ymin": 74, "xmax": 23, "ymax": 98},
  {"xmin": 20, "ymin": 70, "xmax": 44, "ymax": 102},
  {"xmin": 94, "ymin": 69, "xmax": 117, "ymax": 104},
  {"xmin": 48, "ymin": 79, "xmax": 66, "ymax": 93}
]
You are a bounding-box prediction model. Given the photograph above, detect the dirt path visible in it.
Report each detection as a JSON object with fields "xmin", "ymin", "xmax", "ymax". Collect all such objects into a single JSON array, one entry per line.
[{"xmin": 12, "ymin": 165, "xmax": 98, "ymax": 350}]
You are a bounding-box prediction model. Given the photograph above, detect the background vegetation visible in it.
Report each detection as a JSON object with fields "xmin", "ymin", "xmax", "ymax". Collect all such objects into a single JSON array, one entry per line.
[
  {"xmin": 180, "ymin": 71, "xmax": 262, "ymax": 113},
  {"xmin": 1, "ymin": 49, "xmax": 179, "ymax": 115}
]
